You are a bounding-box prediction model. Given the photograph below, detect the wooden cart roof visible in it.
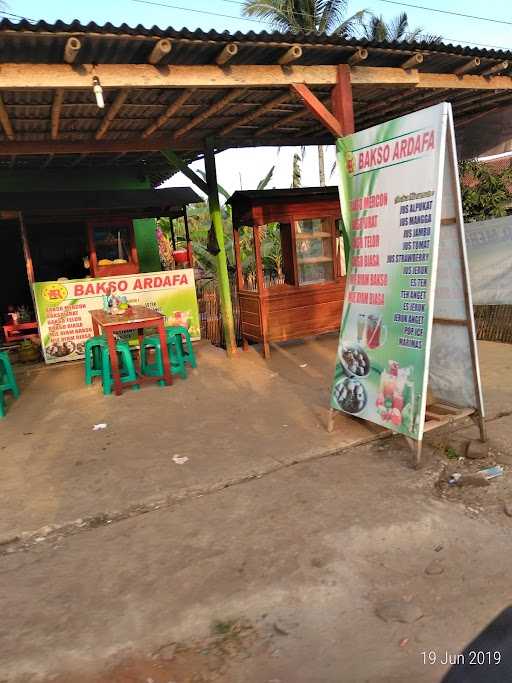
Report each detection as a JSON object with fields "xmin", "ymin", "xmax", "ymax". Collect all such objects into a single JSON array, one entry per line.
[
  {"xmin": 228, "ymin": 186, "xmax": 339, "ymax": 204},
  {"xmin": 1, "ymin": 19, "xmax": 512, "ymax": 179}
]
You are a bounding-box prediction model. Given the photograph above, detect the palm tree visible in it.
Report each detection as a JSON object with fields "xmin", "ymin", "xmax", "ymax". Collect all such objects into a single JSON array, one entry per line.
[
  {"xmin": 360, "ymin": 11, "xmax": 441, "ymax": 43},
  {"xmin": 243, "ymin": 1, "xmax": 366, "ymax": 186},
  {"xmin": 242, "ymin": 0, "xmax": 366, "ymax": 36}
]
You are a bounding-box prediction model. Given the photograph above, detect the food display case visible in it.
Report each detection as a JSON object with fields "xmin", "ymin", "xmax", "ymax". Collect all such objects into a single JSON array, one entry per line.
[{"xmin": 228, "ymin": 187, "xmax": 346, "ymax": 358}]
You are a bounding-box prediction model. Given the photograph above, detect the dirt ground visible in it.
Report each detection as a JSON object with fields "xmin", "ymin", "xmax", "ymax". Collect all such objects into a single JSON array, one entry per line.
[{"xmin": 1, "ymin": 339, "xmax": 512, "ymax": 682}]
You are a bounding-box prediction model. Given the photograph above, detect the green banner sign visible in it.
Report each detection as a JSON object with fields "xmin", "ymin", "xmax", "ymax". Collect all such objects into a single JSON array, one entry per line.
[
  {"xmin": 331, "ymin": 104, "xmax": 448, "ymax": 440},
  {"xmin": 33, "ymin": 269, "xmax": 200, "ymax": 364}
]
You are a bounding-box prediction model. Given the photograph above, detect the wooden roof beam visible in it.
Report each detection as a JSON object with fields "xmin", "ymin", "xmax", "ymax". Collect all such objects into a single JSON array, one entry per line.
[
  {"xmin": 289, "ymin": 83, "xmax": 342, "ymax": 138},
  {"xmin": 95, "ymin": 88, "xmax": 130, "ymax": 140},
  {"xmin": 219, "ymin": 92, "xmax": 292, "ymax": 136},
  {"xmin": 481, "ymin": 60, "xmax": 509, "ymax": 77},
  {"xmin": 358, "ymin": 88, "xmax": 451, "ymax": 125},
  {"xmin": 173, "ymin": 89, "xmax": 245, "ymax": 140},
  {"xmin": 216, "ymin": 43, "xmax": 238, "ymax": 65},
  {"xmin": 4, "ymin": 63, "xmax": 512, "ymax": 90},
  {"xmin": 454, "ymin": 57, "xmax": 481, "ymax": 76},
  {"xmin": 148, "ymin": 39, "xmax": 172, "ymax": 65},
  {"xmin": 160, "ymin": 149, "xmax": 208, "ymax": 194},
  {"xmin": 401, "ymin": 53, "xmax": 423, "ymax": 70},
  {"xmin": 278, "ymin": 45, "xmax": 302, "ymax": 65},
  {"xmin": 0, "ymin": 64, "xmax": 339, "ymax": 88},
  {"xmin": 51, "ymin": 89, "xmax": 64, "ymax": 140},
  {"xmin": 348, "ymin": 48, "xmax": 368, "ymax": 66},
  {"xmin": 255, "ymin": 103, "xmax": 326, "ymax": 137},
  {"xmin": 0, "ymin": 96, "xmax": 14, "ymax": 141},
  {"xmin": 142, "ymin": 90, "xmax": 193, "ymax": 138},
  {"xmin": 0, "ymin": 138, "xmax": 195, "ymax": 155},
  {"xmin": 350, "ymin": 66, "xmax": 512, "ymax": 90},
  {"xmin": 64, "ymin": 37, "xmax": 81, "ymax": 64}
]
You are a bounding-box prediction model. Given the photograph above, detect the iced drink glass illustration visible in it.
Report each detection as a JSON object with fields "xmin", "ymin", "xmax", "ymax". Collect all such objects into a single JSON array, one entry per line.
[
  {"xmin": 357, "ymin": 313, "xmax": 366, "ymax": 343},
  {"xmin": 366, "ymin": 315, "xmax": 383, "ymax": 349}
]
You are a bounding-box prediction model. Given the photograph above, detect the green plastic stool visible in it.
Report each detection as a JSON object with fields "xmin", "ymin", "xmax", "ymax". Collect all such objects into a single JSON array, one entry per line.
[
  {"xmin": 100, "ymin": 340, "xmax": 139, "ymax": 395},
  {"xmin": 84, "ymin": 335, "xmax": 138, "ymax": 394},
  {"xmin": 141, "ymin": 334, "xmax": 186, "ymax": 383},
  {"xmin": 84, "ymin": 335, "xmax": 107, "ymax": 385},
  {"xmin": 166, "ymin": 326, "xmax": 197, "ymax": 369},
  {"xmin": 0, "ymin": 351, "xmax": 20, "ymax": 418}
]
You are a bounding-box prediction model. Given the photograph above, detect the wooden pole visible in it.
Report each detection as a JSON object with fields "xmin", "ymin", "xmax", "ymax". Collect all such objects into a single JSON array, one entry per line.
[
  {"xmin": 232, "ymin": 227, "xmax": 244, "ymax": 291},
  {"xmin": 204, "ymin": 138, "xmax": 237, "ymax": 356},
  {"xmin": 18, "ymin": 212, "xmax": 36, "ymax": 309},
  {"xmin": 332, "ymin": 64, "xmax": 355, "ymax": 270},
  {"xmin": 183, "ymin": 207, "xmax": 193, "ymax": 266},
  {"xmin": 331, "ymin": 64, "xmax": 355, "ymax": 135},
  {"xmin": 290, "ymin": 82, "xmax": 343, "ymax": 138},
  {"xmin": 253, "ymin": 225, "xmax": 270, "ymax": 359},
  {"xmin": 169, "ymin": 218, "xmax": 176, "ymax": 249}
]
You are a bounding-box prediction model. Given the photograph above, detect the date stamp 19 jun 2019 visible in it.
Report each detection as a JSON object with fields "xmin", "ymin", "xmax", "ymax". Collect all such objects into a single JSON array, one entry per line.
[{"xmin": 421, "ymin": 650, "xmax": 502, "ymax": 666}]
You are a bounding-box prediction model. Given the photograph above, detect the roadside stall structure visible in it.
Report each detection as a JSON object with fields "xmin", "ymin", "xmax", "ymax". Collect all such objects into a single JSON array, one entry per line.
[
  {"xmin": 0, "ymin": 188, "xmax": 201, "ymax": 363},
  {"xmin": 2, "ymin": 19, "xmax": 512, "ymax": 359},
  {"xmin": 229, "ymin": 187, "xmax": 345, "ymax": 357}
]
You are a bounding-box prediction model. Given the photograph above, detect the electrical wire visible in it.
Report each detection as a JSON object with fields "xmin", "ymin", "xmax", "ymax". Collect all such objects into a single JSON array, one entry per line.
[
  {"xmin": 376, "ymin": 0, "xmax": 512, "ymax": 27},
  {"xmin": 131, "ymin": 0, "xmax": 264, "ymax": 24},
  {"xmin": 130, "ymin": 0, "xmax": 512, "ymax": 51},
  {"xmin": 0, "ymin": 11, "xmax": 36, "ymax": 22}
]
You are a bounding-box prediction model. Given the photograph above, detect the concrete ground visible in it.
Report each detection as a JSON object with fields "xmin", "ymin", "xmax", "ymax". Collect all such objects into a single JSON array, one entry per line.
[
  {"xmin": 1, "ymin": 337, "xmax": 511, "ymax": 682},
  {"xmin": 0, "ymin": 336, "xmax": 378, "ymax": 540}
]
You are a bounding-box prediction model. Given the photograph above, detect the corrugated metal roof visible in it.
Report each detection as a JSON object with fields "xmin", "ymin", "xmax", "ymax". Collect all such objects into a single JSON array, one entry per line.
[
  {"xmin": 1, "ymin": 18, "xmax": 510, "ymax": 60},
  {"xmin": 1, "ymin": 18, "xmax": 511, "ymax": 68},
  {"xmin": 0, "ymin": 19, "xmax": 511, "ymax": 182}
]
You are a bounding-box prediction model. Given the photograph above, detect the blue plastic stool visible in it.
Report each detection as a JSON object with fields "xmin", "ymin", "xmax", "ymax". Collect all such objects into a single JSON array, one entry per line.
[
  {"xmin": 0, "ymin": 351, "xmax": 20, "ymax": 418},
  {"xmin": 166, "ymin": 326, "xmax": 197, "ymax": 368}
]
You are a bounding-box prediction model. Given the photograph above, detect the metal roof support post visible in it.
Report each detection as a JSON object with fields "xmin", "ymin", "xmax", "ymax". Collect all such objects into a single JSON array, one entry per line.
[{"xmin": 204, "ymin": 138, "xmax": 237, "ymax": 356}]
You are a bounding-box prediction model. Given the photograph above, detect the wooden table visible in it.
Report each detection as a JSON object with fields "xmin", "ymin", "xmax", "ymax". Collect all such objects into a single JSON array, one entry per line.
[
  {"xmin": 3, "ymin": 321, "xmax": 39, "ymax": 343},
  {"xmin": 90, "ymin": 306, "xmax": 172, "ymax": 396}
]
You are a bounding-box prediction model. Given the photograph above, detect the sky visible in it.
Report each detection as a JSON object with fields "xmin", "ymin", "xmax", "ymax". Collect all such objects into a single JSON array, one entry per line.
[{"xmin": 6, "ymin": 0, "xmax": 512, "ymax": 197}]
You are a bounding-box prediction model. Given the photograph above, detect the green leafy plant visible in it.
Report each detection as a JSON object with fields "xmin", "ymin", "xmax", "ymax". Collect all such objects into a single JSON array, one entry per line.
[{"xmin": 459, "ymin": 159, "xmax": 512, "ymax": 222}]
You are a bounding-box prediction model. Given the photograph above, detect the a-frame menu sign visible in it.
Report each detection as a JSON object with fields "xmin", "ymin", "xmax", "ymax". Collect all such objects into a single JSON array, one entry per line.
[{"xmin": 329, "ymin": 103, "xmax": 485, "ymax": 466}]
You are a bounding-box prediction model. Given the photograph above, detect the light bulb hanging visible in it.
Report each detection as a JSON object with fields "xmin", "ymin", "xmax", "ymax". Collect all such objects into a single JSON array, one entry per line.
[{"xmin": 92, "ymin": 75, "xmax": 104, "ymax": 109}]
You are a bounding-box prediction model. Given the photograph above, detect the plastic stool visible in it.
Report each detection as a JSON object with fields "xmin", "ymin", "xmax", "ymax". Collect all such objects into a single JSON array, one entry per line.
[
  {"xmin": 166, "ymin": 326, "xmax": 197, "ymax": 368},
  {"xmin": 0, "ymin": 351, "xmax": 20, "ymax": 418},
  {"xmin": 141, "ymin": 334, "xmax": 186, "ymax": 383},
  {"xmin": 84, "ymin": 335, "xmax": 107, "ymax": 385},
  {"xmin": 101, "ymin": 339, "xmax": 139, "ymax": 395},
  {"xmin": 84, "ymin": 335, "xmax": 138, "ymax": 394}
]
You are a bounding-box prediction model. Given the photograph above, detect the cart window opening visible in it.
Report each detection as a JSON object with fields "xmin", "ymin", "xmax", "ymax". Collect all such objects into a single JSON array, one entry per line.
[
  {"xmin": 295, "ymin": 218, "xmax": 334, "ymax": 285},
  {"xmin": 262, "ymin": 222, "xmax": 294, "ymax": 288},
  {"xmin": 239, "ymin": 226, "xmax": 256, "ymax": 290},
  {"xmin": 92, "ymin": 223, "xmax": 132, "ymax": 265}
]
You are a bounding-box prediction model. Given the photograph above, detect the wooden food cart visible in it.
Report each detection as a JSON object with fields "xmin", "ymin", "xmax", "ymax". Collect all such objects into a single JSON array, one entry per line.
[{"xmin": 229, "ymin": 187, "xmax": 346, "ymax": 358}]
